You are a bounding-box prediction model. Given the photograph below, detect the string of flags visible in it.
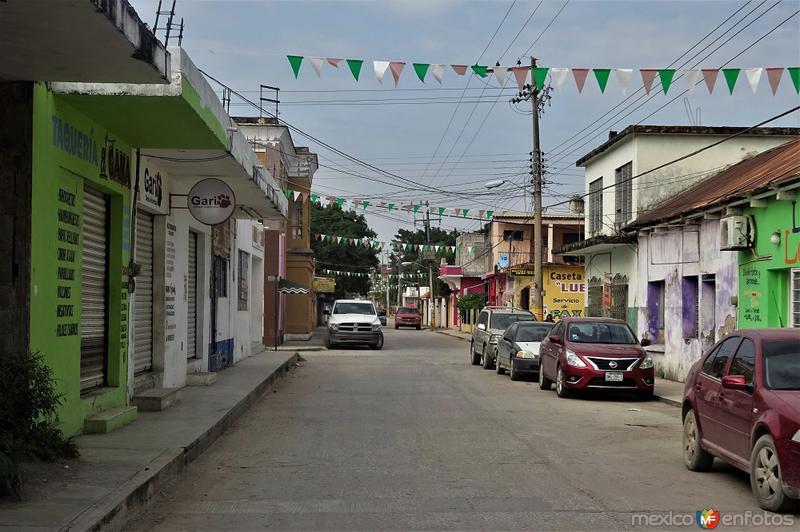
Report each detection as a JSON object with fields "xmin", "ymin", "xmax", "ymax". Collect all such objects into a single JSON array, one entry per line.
[
  {"xmin": 284, "ymin": 189, "xmax": 493, "ymax": 220},
  {"xmin": 287, "ymin": 56, "xmax": 800, "ymax": 95},
  {"xmin": 319, "ymin": 268, "xmax": 430, "ymax": 280},
  {"xmin": 314, "ymin": 232, "xmax": 480, "ymax": 255}
]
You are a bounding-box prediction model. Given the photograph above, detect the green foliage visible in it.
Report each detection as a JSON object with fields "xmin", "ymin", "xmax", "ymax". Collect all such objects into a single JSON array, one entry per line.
[
  {"xmin": 311, "ymin": 203, "xmax": 380, "ymax": 298},
  {"xmin": 456, "ymin": 292, "xmax": 484, "ymax": 314},
  {"xmin": 0, "ymin": 351, "xmax": 78, "ymax": 498}
]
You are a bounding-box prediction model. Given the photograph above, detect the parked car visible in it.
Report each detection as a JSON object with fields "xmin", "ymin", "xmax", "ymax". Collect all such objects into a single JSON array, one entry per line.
[
  {"xmin": 470, "ymin": 307, "xmax": 534, "ymax": 369},
  {"xmin": 495, "ymin": 321, "xmax": 553, "ymax": 380},
  {"xmin": 395, "ymin": 306, "xmax": 421, "ymax": 330},
  {"xmin": 324, "ymin": 299, "xmax": 383, "ymax": 350},
  {"xmin": 681, "ymin": 329, "xmax": 800, "ymax": 513},
  {"xmin": 538, "ymin": 317, "xmax": 654, "ymax": 399}
]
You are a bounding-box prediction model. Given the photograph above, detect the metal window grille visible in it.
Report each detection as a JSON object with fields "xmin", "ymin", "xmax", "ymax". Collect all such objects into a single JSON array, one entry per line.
[
  {"xmin": 792, "ymin": 268, "xmax": 800, "ymax": 328},
  {"xmin": 589, "ymin": 178, "xmax": 603, "ymax": 235},
  {"xmin": 615, "ymin": 162, "xmax": 632, "ymax": 227},
  {"xmin": 238, "ymin": 250, "xmax": 249, "ymax": 311}
]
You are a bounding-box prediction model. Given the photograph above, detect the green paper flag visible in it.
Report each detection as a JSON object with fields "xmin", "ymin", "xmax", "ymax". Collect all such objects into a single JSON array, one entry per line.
[
  {"xmin": 387, "ymin": 203, "xmax": 396, "ymax": 210},
  {"xmin": 287, "ymin": 55, "xmax": 303, "ymax": 78},
  {"xmin": 533, "ymin": 67, "xmax": 549, "ymax": 90},
  {"xmin": 471, "ymin": 65, "xmax": 488, "ymax": 78},
  {"xmin": 438, "ymin": 207, "xmax": 446, "ymax": 216},
  {"xmin": 283, "ymin": 188, "xmax": 292, "ymax": 199},
  {"xmin": 722, "ymin": 68, "xmax": 740, "ymax": 94},
  {"xmin": 658, "ymin": 69, "xmax": 676, "ymax": 94},
  {"xmin": 593, "ymin": 68, "xmax": 611, "ymax": 93},
  {"xmin": 412, "ymin": 204, "xmax": 421, "ymax": 213},
  {"xmin": 486, "ymin": 210, "xmax": 494, "ymax": 218},
  {"xmin": 462, "ymin": 209, "xmax": 469, "ymax": 217},
  {"xmin": 336, "ymin": 197, "xmax": 345, "ymax": 208},
  {"xmin": 413, "ymin": 63, "xmax": 430, "ymax": 82},
  {"xmin": 362, "ymin": 200, "xmax": 369, "ymax": 210},
  {"xmin": 346, "ymin": 59, "xmax": 364, "ymax": 81},
  {"xmin": 310, "ymin": 194, "xmax": 319, "ymax": 204},
  {"xmin": 788, "ymin": 67, "xmax": 800, "ymax": 93},
  {"xmin": 423, "ymin": 245, "xmax": 430, "ymax": 252}
]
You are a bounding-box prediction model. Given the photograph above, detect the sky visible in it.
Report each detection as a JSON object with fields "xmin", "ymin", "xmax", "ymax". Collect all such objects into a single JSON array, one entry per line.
[{"xmin": 131, "ymin": 0, "xmax": 800, "ymax": 244}]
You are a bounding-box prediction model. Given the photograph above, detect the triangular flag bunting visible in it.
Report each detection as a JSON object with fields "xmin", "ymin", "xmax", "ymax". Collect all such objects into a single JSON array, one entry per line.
[
  {"xmin": 389, "ymin": 62, "xmax": 405, "ymax": 87},
  {"xmin": 336, "ymin": 197, "xmax": 344, "ymax": 208},
  {"xmin": 744, "ymin": 68, "xmax": 762, "ymax": 94},
  {"xmin": 310, "ymin": 194, "xmax": 319, "ymax": 204},
  {"xmin": 532, "ymin": 67, "xmax": 549, "ymax": 90},
  {"xmin": 309, "ymin": 57, "xmax": 323, "ymax": 77},
  {"xmin": 572, "ymin": 68, "xmax": 589, "ymax": 93},
  {"xmin": 438, "ymin": 207, "xmax": 446, "ymax": 216},
  {"xmin": 685, "ymin": 69, "xmax": 700, "ymax": 95},
  {"xmin": 430, "ymin": 64, "xmax": 445, "ymax": 84},
  {"xmin": 478, "ymin": 209, "xmax": 485, "ymax": 218},
  {"xmin": 373, "ymin": 61, "xmax": 390, "ymax": 84},
  {"xmin": 493, "ymin": 65, "xmax": 508, "ymax": 86},
  {"xmin": 346, "ymin": 59, "xmax": 364, "ymax": 81},
  {"xmin": 788, "ymin": 67, "xmax": 800, "ymax": 93},
  {"xmin": 462, "ymin": 209, "xmax": 469, "ymax": 217},
  {"xmin": 413, "ymin": 63, "xmax": 430, "ymax": 82},
  {"xmin": 283, "ymin": 188, "xmax": 292, "ymax": 199},
  {"xmin": 412, "ymin": 204, "xmax": 421, "ymax": 213},
  {"xmin": 702, "ymin": 69, "xmax": 719, "ymax": 93},
  {"xmin": 327, "ymin": 58, "xmax": 342, "ymax": 68},
  {"xmin": 615, "ymin": 68, "xmax": 632, "ymax": 96},
  {"xmin": 766, "ymin": 68, "xmax": 784, "ymax": 95},
  {"xmin": 454, "ymin": 208, "xmax": 461, "ymax": 216},
  {"xmin": 486, "ymin": 210, "xmax": 494, "ymax": 218},
  {"xmin": 287, "ymin": 55, "xmax": 303, "ymax": 78},
  {"xmin": 511, "ymin": 66, "xmax": 529, "ymax": 91},
  {"xmin": 451, "ymin": 64, "xmax": 468, "ymax": 76},
  {"xmin": 658, "ymin": 69, "xmax": 676, "ymax": 94},
  {"xmin": 722, "ymin": 68, "xmax": 740, "ymax": 94},
  {"xmin": 593, "ymin": 68, "xmax": 611, "ymax": 93},
  {"xmin": 387, "ymin": 203, "xmax": 396, "ymax": 210},
  {"xmin": 640, "ymin": 69, "xmax": 657, "ymax": 95},
  {"xmin": 292, "ymin": 190, "xmax": 302, "ymax": 201},
  {"xmin": 471, "ymin": 65, "xmax": 488, "ymax": 78},
  {"xmin": 550, "ymin": 68, "xmax": 569, "ymax": 91}
]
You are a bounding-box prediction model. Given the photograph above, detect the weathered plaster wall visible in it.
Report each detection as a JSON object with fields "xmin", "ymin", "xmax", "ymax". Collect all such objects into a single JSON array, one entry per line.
[
  {"xmin": 233, "ymin": 219, "xmax": 265, "ymax": 361},
  {"xmin": 585, "ymin": 245, "xmax": 638, "ymax": 327}
]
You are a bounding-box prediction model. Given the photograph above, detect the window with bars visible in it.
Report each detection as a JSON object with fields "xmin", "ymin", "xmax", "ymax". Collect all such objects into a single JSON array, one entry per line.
[
  {"xmin": 792, "ymin": 268, "xmax": 800, "ymax": 328},
  {"xmin": 682, "ymin": 276, "xmax": 699, "ymax": 338},
  {"xmin": 238, "ymin": 250, "xmax": 249, "ymax": 311},
  {"xmin": 615, "ymin": 162, "xmax": 633, "ymax": 227},
  {"xmin": 589, "ymin": 178, "xmax": 603, "ymax": 235}
]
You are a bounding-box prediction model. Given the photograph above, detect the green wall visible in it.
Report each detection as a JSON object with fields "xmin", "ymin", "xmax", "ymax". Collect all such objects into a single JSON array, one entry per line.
[
  {"xmin": 31, "ymin": 84, "xmax": 133, "ymax": 436},
  {"xmin": 739, "ymin": 198, "xmax": 798, "ymax": 329}
]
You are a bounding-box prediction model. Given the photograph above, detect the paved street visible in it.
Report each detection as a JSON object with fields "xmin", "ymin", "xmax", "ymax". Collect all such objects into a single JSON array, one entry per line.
[{"xmin": 126, "ymin": 328, "xmax": 774, "ymax": 531}]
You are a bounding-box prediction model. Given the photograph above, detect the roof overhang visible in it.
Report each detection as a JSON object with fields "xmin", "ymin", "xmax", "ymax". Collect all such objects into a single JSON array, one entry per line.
[
  {"xmin": 0, "ymin": 0, "xmax": 169, "ymax": 83},
  {"xmin": 51, "ymin": 49, "xmax": 287, "ymax": 220},
  {"xmin": 554, "ymin": 235, "xmax": 636, "ymax": 257}
]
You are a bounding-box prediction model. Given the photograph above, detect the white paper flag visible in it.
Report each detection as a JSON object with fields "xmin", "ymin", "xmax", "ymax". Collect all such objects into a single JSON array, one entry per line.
[
  {"xmin": 744, "ymin": 68, "xmax": 763, "ymax": 94},
  {"xmin": 615, "ymin": 68, "xmax": 633, "ymax": 96},
  {"xmin": 550, "ymin": 68, "xmax": 569, "ymax": 91},
  {"xmin": 373, "ymin": 61, "xmax": 390, "ymax": 84},
  {"xmin": 293, "ymin": 190, "xmax": 302, "ymax": 202},
  {"xmin": 430, "ymin": 64, "xmax": 446, "ymax": 84},
  {"xmin": 309, "ymin": 57, "xmax": 323, "ymax": 77},
  {"xmin": 685, "ymin": 69, "xmax": 700, "ymax": 95},
  {"xmin": 494, "ymin": 66, "xmax": 508, "ymax": 86}
]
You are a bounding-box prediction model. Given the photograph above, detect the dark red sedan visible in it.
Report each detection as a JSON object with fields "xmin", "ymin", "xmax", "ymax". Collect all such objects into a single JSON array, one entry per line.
[
  {"xmin": 682, "ymin": 329, "xmax": 800, "ymax": 513},
  {"xmin": 538, "ymin": 317, "xmax": 655, "ymax": 399},
  {"xmin": 394, "ymin": 306, "xmax": 421, "ymax": 330}
]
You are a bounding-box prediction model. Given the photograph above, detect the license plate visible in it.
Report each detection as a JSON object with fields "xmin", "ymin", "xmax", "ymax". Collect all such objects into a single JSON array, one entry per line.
[{"xmin": 605, "ymin": 371, "xmax": 623, "ymax": 382}]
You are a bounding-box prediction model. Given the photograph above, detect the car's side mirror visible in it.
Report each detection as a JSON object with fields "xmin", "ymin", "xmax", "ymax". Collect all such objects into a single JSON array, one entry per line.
[
  {"xmin": 640, "ymin": 338, "xmax": 651, "ymax": 347},
  {"xmin": 548, "ymin": 335, "xmax": 561, "ymax": 344},
  {"xmin": 722, "ymin": 375, "xmax": 749, "ymax": 390},
  {"xmin": 323, "ymin": 309, "xmax": 330, "ymax": 315},
  {"xmin": 477, "ymin": 323, "xmax": 486, "ymax": 330}
]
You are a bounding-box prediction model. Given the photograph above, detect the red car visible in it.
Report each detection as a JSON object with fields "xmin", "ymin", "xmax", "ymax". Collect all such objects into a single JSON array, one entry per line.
[
  {"xmin": 538, "ymin": 317, "xmax": 655, "ymax": 399},
  {"xmin": 394, "ymin": 306, "xmax": 421, "ymax": 330},
  {"xmin": 682, "ymin": 329, "xmax": 800, "ymax": 513}
]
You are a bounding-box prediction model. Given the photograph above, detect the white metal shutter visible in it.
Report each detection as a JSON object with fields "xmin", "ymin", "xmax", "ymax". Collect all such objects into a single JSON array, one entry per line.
[
  {"xmin": 133, "ymin": 210, "xmax": 154, "ymax": 374},
  {"xmin": 187, "ymin": 231, "xmax": 198, "ymax": 358},
  {"xmin": 81, "ymin": 187, "xmax": 108, "ymax": 392}
]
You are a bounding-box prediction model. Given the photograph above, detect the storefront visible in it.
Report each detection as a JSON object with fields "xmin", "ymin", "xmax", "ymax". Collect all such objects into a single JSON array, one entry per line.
[{"xmin": 542, "ymin": 265, "xmax": 586, "ymax": 320}]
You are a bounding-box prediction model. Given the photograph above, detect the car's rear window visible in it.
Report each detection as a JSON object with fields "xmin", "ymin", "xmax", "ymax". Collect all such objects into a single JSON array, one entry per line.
[
  {"xmin": 516, "ymin": 324, "xmax": 552, "ymax": 342},
  {"xmin": 490, "ymin": 313, "xmax": 533, "ymax": 330},
  {"xmin": 567, "ymin": 322, "xmax": 637, "ymax": 344},
  {"xmin": 763, "ymin": 339, "xmax": 800, "ymax": 390},
  {"xmin": 398, "ymin": 307, "xmax": 416, "ymax": 314}
]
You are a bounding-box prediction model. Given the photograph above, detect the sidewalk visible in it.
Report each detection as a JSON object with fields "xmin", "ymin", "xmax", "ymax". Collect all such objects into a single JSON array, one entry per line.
[
  {"xmin": 275, "ymin": 326, "xmax": 328, "ymax": 352},
  {"xmin": 0, "ymin": 350, "xmax": 298, "ymax": 531},
  {"xmin": 434, "ymin": 329, "xmax": 684, "ymax": 408}
]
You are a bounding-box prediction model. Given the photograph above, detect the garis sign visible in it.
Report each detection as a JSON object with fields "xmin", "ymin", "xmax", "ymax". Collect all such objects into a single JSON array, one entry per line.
[{"xmin": 188, "ymin": 179, "xmax": 236, "ymax": 225}]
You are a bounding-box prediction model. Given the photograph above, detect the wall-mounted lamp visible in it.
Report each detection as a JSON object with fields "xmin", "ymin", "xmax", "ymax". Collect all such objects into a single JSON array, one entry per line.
[{"xmin": 769, "ymin": 231, "xmax": 781, "ymax": 245}]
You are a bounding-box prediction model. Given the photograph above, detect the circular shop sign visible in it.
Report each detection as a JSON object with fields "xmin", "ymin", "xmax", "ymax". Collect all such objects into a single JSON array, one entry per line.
[{"xmin": 187, "ymin": 178, "xmax": 236, "ymax": 225}]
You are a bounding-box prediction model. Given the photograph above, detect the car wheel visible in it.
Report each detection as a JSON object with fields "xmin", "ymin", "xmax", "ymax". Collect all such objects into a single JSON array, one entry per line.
[
  {"xmin": 751, "ymin": 434, "xmax": 799, "ymax": 513},
  {"xmin": 495, "ymin": 353, "xmax": 505, "ymax": 375},
  {"xmin": 369, "ymin": 334, "xmax": 384, "ymax": 350},
  {"xmin": 509, "ymin": 362, "xmax": 520, "ymax": 381},
  {"xmin": 470, "ymin": 343, "xmax": 481, "ymax": 365},
  {"xmin": 682, "ymin": 409, "xmax": 714, "ymax": 472},
  {"xmin": 539, "ymin": 365, "xmax": 552, "ymax": 390},
  {"xmin": 482, "ymin": 346, "xmax": 493, "ymax": 369},
  {"xmin": 395, "ymin": 324, "xmax": 399, "ymax": 329},
  {"xmin": 555, "ymin": 366, "xmax": 571, "ymax": 398}
]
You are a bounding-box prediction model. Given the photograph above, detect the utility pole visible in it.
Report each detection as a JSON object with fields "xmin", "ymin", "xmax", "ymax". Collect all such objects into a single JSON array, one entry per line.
[
  {"xmin": 424, "ymin": 201, "xmax": 436, "ymax": 328},
  {"xmin": 530, "ymin": 56, "xmax": 544, "ymax": 320}
]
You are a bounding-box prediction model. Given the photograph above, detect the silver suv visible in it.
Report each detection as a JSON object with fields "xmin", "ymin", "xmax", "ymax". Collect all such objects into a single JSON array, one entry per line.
[{"xmin": 470, "ymin": 307, "xmax": 534, "ymax": 369}]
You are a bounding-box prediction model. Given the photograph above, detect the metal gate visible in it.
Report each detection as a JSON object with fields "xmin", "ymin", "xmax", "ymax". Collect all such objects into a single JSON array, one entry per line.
[
  {"xmin": 587, "ymin": 276, "xmax": 603, "ymax": 317},
  {"xmin": 80, "ymin": 187, "xmax": 108, "ymax": 392},
  {"xmin": 610, "ymin": 274, "xmax": 629, "ymax": 322},
  {"xmin": 187, "ymin": 231, "xmax": 198, "ymax": 358},
  {"xmin": 133, "ymin": 210, "xmax": 154, "ymax": 375}
]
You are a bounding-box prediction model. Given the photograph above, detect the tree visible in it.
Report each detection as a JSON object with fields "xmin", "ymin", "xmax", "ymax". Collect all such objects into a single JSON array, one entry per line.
[
  {"xmin": 311, "ymin": 203, "xmax": 379, "ymax": 298},
  {"xmin": 389, "ymin": 227, "xmax": 459, "ymax": 296}
]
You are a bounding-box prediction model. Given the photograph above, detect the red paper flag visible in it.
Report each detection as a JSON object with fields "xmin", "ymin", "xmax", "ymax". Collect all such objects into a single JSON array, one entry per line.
[
  {"xmin": 701, "ymin": 69, "xmax": 719, "ymax": 94},
  {"xmin": 389, "ymin": 61, "xmax": 406, "ymax": 87},
  {"xmin": 451, "ymin": 64, "xmax": 468, "ymax": 76},
  {"xmin": 572, "ymin": 68, "xmax": 589, "ymax": 93},
  {"xmin": 511, "ymin": 66, "xmax": 529, "ymax": 91},
  {"xmin": 640, "ymin": 69, "xmax": 658, "ymax": 95},
  {"xmin": 766, "ymin": 68, "xmax": 784, "ymax": 95}
]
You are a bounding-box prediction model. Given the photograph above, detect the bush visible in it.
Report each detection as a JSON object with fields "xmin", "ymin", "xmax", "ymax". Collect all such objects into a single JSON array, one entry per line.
[
  {"xmin": 457, "ymin": 293, "xmax": 484, "ymax": 315},
  {"xmin": 0, "ymin": 351, "xmax": 78, "ymax": 498}
]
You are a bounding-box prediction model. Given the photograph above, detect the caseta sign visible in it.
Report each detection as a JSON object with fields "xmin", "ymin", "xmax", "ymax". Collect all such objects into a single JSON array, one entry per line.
[{"xmin": 188, "ymin": 179, "xmax": 236, "ymax": 225}]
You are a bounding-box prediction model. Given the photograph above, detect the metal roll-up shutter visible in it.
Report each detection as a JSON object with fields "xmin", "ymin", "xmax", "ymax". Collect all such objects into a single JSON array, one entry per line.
[
  {"xmin": 81, "ymin": 187, "xmax": 108, "ymax": 392},
  {"xmin": 133, "ymin": 210, "xmax": 154, "ymax": 374},
  {"xmin": 187, "ymin": 231, "xmax": 198, "ymax": 358}
]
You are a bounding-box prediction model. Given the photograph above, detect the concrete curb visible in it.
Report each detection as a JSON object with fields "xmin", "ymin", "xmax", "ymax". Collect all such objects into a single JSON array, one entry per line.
[
  {"xmin": 63, "ymin": 353, "xmax": 300, "ymax": 532},
  {"xmin": 435, "ymin": 330, "xmax": 470, "ymax": 342},
  {"xmin": 654, "ymin": 395, "xmax": 681, "ymax": 408}
]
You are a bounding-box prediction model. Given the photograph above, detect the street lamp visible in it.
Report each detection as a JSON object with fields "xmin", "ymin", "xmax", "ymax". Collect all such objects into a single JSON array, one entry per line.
[{"xmin": 485, "ymin": 179, "xmax": 506, "ymax": 189}]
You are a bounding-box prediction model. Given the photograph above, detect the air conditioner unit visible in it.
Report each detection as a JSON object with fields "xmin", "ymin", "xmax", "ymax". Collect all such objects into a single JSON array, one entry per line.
[{"xmin": 719, "ymin": 215, "xmax": 752, "ymax": 251}]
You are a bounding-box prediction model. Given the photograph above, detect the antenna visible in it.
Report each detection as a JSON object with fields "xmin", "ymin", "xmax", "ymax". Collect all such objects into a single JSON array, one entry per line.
[
  {"xmin": 153, "ymin": 0, "xmax": 185, "ymax": 47},
  {"xmin": 260, "ymin": 85, "xmax": 280, "ymax": 118}
]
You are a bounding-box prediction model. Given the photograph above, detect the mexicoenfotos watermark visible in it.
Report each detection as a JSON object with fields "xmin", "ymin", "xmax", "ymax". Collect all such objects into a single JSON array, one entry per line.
[{"xmin": 631, "ymin": 508, "xmax": 797, "ymax": 529}]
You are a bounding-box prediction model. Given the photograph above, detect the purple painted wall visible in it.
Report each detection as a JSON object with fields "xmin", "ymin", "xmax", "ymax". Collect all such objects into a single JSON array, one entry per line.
[
  {"xmin": 682, "ymin": 276, "xmax": 698, "ymax": 338},
  {"xmin": 647, "ymin": 282, "xmax": 661, "ymax": 340}
]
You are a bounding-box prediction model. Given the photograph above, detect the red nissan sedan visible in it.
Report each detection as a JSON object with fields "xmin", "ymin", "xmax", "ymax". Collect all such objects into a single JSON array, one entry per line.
[
  {"xmin": 538, "ymin": 317, "xmax": 655, "ymax": 399},
  {"xmin": 682, "ymin": 329, "xmax": 800, "ymax": 513}
]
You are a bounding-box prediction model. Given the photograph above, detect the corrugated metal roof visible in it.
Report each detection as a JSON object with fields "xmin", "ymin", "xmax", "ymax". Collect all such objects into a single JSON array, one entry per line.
[{"xmin": 630, "ymin": 139, "xmax": 800, "ymax": 228}]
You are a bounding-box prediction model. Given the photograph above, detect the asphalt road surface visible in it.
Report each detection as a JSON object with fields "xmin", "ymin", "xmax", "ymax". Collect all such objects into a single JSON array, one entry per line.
[{"xmin": 125, "ymin": 327, "xmax": 793, "ymax": 531}]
